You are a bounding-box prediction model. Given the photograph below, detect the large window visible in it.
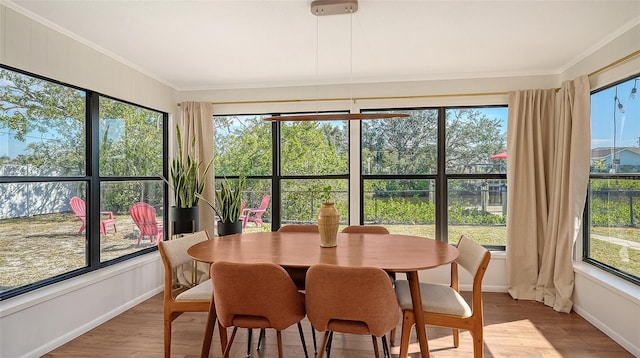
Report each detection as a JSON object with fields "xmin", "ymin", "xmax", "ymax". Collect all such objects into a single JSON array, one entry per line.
[
  {"xmin": 362, "ymin": 107, "xmax": 508, "ymax": 246},
  {"xmin": 0, "ymin": 65, "xmax": 167, "ymax": 299},
  {"xmin": 214, "ymin": 114, "xmax": 349, "ymax": 231},
  {"xmin": 586, "ymin": 74, "xmax": 640, "ymax": 283}
]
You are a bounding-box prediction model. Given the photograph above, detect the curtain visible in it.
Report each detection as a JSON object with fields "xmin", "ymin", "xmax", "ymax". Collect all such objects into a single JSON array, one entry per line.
[
  {"xmin": 506, "ymin": 76, "xmax": 590, "ymax": 313},
  {"xmin": 179, "ymin": 101, "xmax": 215, "ymax": 235}
]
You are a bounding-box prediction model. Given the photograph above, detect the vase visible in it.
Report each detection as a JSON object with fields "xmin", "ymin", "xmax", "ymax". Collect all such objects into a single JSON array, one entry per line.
[
  {"xmin": 217, "ymin": 220, "xmax": 243, "ymax": 236},
  {"xmin": 318, "ymin": 202, "xmax": 339, "ymax": 247},
  {"xmin": 170, "ymin": 206, "xmax": 199, "ymax": 235}
]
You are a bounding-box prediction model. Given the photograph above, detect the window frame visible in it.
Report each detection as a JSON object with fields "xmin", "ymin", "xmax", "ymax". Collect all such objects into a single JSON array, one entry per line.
[
  {"xmin": 213, "ymin": 112, "xmax": 350, "ymax": 231},
  {"xmin": 584, "ymin": 73, "xmax": 640, "ymax": 285},
  {"xmin": 0, "ymin": 64, "xmax": 168, "ymax": 300},
  {"xmin": 360, "ymin": 105, "xmax": 508, "ymax": 249}
]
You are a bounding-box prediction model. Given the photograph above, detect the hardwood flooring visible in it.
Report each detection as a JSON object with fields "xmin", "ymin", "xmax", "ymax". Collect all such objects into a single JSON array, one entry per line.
[{"xmin": 44, "ymin": 292, "xmax": 633, "ymax": 357}]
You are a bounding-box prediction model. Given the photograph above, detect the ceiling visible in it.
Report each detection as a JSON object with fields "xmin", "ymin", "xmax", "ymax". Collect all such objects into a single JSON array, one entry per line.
[{"xmin": 7, "ymin": 0, "xmax": 640, "ymax": 91}]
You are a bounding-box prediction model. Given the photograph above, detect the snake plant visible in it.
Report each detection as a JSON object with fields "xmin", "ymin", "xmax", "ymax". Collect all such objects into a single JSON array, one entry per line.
[
  {"xmin": 164, "ymin": 125, "xmax": 214, "ymax": 208},
  {"xmin": 196, "ymin": 176, "xmax": 246, "ymax": 223}
]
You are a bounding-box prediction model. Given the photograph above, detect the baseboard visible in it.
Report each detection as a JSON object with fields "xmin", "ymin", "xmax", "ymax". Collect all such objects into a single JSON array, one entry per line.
[{"xmin": 572, "ymin": 303, "xmax": 639, "ymax": 357}]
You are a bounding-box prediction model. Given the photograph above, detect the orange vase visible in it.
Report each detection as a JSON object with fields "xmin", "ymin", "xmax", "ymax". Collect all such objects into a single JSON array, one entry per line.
[{"xmin": 318, "ymin": 202, "xmax": 339, "ymax": 247}]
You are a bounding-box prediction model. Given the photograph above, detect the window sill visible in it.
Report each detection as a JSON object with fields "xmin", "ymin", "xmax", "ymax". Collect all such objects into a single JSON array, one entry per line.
[
  {"xmin": 0, "ymin": 252, "xmax": 160, "ymax": 317},
  {"xmin": 573, "ymin": 261, "xmax": 640, "ymax": 303}
]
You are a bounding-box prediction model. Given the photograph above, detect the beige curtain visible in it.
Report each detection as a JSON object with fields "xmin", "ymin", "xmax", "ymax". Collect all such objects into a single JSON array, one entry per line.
[
  {"xmin": 506, "ymin": 76, "xmax": 590, "ymax": 313},
  {"xmin": 179, "ymin": 102, "xmax": 215, "ymax": 235}
]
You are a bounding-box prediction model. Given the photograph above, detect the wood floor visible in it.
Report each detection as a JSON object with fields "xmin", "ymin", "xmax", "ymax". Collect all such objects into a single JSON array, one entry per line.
[{"xmin": 44, "ymin": 292, "xmax": 632, "ymax": 358}]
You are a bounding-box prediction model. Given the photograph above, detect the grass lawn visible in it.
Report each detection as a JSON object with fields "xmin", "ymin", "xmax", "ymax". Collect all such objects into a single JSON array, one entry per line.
[{"xmin": 1, "ymin": 214, "xmax": 637, "ymax": 293}]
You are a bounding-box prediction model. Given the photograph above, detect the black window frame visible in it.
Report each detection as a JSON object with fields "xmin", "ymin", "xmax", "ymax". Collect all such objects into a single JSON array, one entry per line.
[
  {"xmin": 360, "ymin": 105, "xmax": 508, "ymax": 250},
  {"xmin": 583, "ymin": 73, "xmax": 640, "ymax": 286},
  {"xmin": 0, "ymin": 64, "xmax": 168, "ymax": 300}
]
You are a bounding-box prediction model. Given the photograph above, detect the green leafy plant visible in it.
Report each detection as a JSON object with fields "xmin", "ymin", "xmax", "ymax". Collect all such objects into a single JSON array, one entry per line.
[
  {"xmin": 163, "ymin": 125, "xmax": 214, "ymax": 208},
  {"xmin": 308, "ymin": 184, "xmax": 333, "ymax": 204},
  {"xmin": 197, "ymin": 176, "xmax": 246, "ymax": 223}
]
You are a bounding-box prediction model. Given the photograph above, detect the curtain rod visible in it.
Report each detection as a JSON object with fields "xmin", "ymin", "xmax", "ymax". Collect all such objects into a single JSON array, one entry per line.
[{"xmin": 177, "ymin": 49, "xmax": 640, "ymax": 107}]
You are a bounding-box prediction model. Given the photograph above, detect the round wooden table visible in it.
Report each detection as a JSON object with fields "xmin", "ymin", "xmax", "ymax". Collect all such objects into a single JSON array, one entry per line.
[{"xmin": 188, "ymin": 231, "xmax": 459, "ymax": 358}]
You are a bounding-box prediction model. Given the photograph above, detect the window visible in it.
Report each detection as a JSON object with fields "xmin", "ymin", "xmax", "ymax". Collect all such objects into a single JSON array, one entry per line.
[
  {"xmin": 362, "ymin": 107, "xmax": 508, "ymax": 246},
  {"xmin": 0, "ymin": 65, "xmax": 167, "ymax": 299},
  {"xmin": 214, "ymin": 114, "xmax": 349, "ymax": 231},
  {"xmin": 586, "ymin": 74, "xmax": 640, "ymax": 284}
]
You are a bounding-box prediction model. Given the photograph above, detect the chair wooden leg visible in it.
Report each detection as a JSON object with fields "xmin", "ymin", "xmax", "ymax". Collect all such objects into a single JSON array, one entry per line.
[
  {"xmin": 317, "ymin": 331, "xmax": 331, "ymax": 358},
  {"xmin": 200, "ymin": 304, "xmax": 215, "ymax": 358},
  {"xmin": 222, "ymin": 327, "xmax": 238, "ymax": 358},
  {"xmin": 471, "ymin": 328, "xmax": 483, "ymax": 358},
  {"xmin": 276, "ymin": 330, "xmax": 284, "ymax": 358},
  {"xmin": 296, "ymin": 322, "xmax": 309, "ymax": 358},
  {"xmin": 389, "ymin": 327, "xmax": 396, "ymax": 346},
  {"xmin": 163, "ymin": 314, "xmax": 171, "ymax": 358},
  {"xmin": 453, "ymin": 328, "xmax": 460, "ymax": 347},
  {"xmin": 371, "ymin": 335, "xmax": 380, "ymax": 358},
  {"xmin": 399, "ymin": 311, "xmax": 414, "ymax": 358}
]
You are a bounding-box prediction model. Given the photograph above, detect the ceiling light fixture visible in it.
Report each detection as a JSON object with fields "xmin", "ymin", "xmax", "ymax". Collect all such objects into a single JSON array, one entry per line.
[{"xmin": 264, "ymin": 0, "xmax": 408, "ymax": 122}]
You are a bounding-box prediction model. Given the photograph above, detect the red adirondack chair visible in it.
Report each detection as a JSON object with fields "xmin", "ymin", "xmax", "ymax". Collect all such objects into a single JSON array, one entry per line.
[
  {"xmin": 70, "ymin": 196, "xmax": 117, "ymax": 236},
  {"xmin": 240, "ymin": 195, "xmax": 270, "ymax": 228},
  {"xmin": 129, "ymin": 202, "xmax": 163, "ymax": 247}
]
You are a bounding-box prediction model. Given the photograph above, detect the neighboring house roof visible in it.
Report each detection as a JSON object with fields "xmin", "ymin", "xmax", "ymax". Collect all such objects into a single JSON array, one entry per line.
[{"xmin": 591, "ymin": 147, "xmax": 640, "ymax": 159}]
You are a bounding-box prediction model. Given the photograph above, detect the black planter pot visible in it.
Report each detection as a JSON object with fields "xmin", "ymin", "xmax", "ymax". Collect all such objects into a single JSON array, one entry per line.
[
  {"xmin": 217, "ymin": 221, "xmax": 242, "ymax": 236},
  {"xmin": 170, "ymin": 206, "xmax": 199, "ymax": 235}
]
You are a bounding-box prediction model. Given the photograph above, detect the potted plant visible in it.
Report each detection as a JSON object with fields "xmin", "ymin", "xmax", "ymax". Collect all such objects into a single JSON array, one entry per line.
[
  {"xmin": 163, "ymin": 124, "xmax": 214, "ymax": 234},
  {"xmin": 196, "ymin": 176, "xmax": 246, "ymax": 236}
]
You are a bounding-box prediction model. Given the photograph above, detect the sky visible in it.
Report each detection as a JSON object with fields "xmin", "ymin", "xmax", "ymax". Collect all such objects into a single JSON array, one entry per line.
[{"xmin": 591, "ymin": 75, "xmax": 640, "ymax": 149}]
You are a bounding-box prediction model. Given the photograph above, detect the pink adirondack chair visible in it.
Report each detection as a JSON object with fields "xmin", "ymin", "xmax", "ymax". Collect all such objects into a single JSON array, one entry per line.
[
  {"xmin": 240, "ymin": 195, "xmax": 270, "ymax": 228},
  {"xmin": 70, "ymin": 196, "xmax": 117, "ymax": 235},
  {"xmin": 129, "ymin": 202, "xmax": 163, "ymax": 247}
]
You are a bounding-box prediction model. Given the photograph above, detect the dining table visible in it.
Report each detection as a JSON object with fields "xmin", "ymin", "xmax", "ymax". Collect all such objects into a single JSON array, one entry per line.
[{"xmin": 188, "ymin": 231, "xmax": 459, "ymax": 358}]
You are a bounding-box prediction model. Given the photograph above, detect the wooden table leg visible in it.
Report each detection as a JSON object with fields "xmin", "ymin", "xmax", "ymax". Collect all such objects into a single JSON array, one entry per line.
[{"xmin": 407, "ymin": 271, "xmax": 430, "ymax": 358}]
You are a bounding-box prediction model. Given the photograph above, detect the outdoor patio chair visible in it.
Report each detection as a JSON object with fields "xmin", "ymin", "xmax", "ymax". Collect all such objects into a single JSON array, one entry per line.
[
  {"xmin": 69, "ymin": 196, "xmax": 117, "ymax": 236},
  {"xmin": 129, "ymin": 202, "xmax": 163, "ymax": 247},
  {"xmin": 240, "ymin": 195, "xmax": 270, "ymax": 228}
]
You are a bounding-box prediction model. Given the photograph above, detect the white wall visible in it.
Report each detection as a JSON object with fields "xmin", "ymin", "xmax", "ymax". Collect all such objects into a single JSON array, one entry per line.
[{"xmin": 1, "ymin": 4, "xmax": 172, "ymax": 358}]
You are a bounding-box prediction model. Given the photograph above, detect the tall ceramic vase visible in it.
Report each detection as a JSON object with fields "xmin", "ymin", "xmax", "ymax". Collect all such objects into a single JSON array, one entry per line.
[{"xmin": 318, "ymin": 202, "xmax": 339, "ymax": 247}]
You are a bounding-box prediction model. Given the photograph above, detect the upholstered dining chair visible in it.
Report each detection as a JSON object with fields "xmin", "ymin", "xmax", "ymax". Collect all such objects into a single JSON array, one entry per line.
[
  {"xmin": 157, "ymin": 230, "xmax": 226, "ymax": 358},
  {"xmin": 393, "ymin": 235, "xmax": 491, "ymax": 358},
  {"xmin": 341, "ymin": 225, "xmax": 395, "ymax": 282},
  {"xmin": 208, "ymin": 261, "xmax": 309, "ymax": 358},
  {"xmin": 306, "ymin": 264, "xmax": 400, "ymax": 358},
  {"xmin": 276, "ymin": 224, "xmax": 319, "ymax": 353},
  {"xmin": 341, "ymin": 225, "xmax": 389, "ymax": 234}
]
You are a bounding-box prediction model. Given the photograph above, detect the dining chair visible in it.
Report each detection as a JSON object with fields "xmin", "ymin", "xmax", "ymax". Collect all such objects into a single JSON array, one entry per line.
[
  {"xmin": 393, "ymin": 235, "xmax": 491, "ymax": 358},
  {"xmin": 341, "ymin": 225, "xmax": 389, "ymax": 234},
  {"xmin": 306, "ymin": 264, "xmax": 400, "ymax": 358},
  {"xmin": 157, "ymin": 230, "xmax": 226, "ymax": 358},
  {"xmin": 341, "ymin": 225, "xmax": 395, "ymax": 283},
  {"xmin": 276, "ymin": 224, "xmax": 319, "ymax": 353},
  {"xmin": 208, "ymin": 261, "xmax": 309, "ymax": 358}
]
